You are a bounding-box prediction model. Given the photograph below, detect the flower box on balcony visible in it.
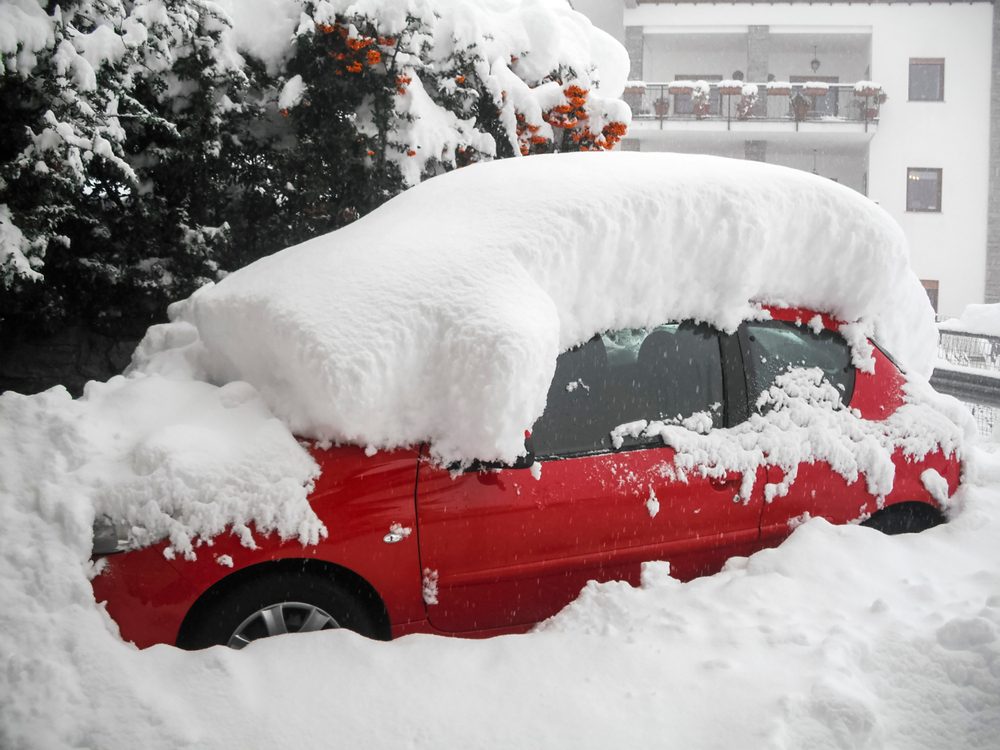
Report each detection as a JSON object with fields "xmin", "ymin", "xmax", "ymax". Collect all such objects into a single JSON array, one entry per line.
[
  {"xmin": 765, "ymin": 81, "xmax": 792, "ymax": 96},
  {"xmin": 624, "ymin": 81, "xmax": 647, "ymax": 96},
  {"xmin": 668, "ymin": 80, "xmax": 695, "ymax": 95},
  {"xmin": 853, "ymin": 81, "xmax": 883, "ymax": 98},
  {"xmin": 801, "ymin": 82, "xmax": 830, "ymax": 97},
  {"xmin": 718, "ymin": 80, "xmax": 743, "ymax": 95}
]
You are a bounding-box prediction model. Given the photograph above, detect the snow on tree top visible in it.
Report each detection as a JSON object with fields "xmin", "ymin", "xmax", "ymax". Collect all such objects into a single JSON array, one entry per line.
[{"xmin": 135, "ymin": 152, "xmax": 937, "ymax": 464}]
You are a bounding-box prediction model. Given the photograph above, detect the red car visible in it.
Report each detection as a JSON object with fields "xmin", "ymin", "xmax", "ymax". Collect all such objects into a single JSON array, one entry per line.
[{"xmin": 91, "ymin": 307, "xmax": 960, "ymax": 649}]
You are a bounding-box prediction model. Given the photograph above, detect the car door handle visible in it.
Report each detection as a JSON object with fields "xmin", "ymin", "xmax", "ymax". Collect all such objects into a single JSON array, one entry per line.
[
  {"xmin": 477, "ymin": 471, "xmax": 506, "ymax": 489},
  {"xmin": 709, "ymin": 476, "xmax": 741, "ymax": 491}
]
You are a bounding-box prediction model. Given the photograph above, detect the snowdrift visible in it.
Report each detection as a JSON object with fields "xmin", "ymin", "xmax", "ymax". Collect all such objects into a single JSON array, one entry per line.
[
  {"xmin": 137, "ymin": 152, "xmax": 939, "ymax": 463},
  {"xmin": 941, "ymin": 302, "xmax": 1000, "ymax": 337}
]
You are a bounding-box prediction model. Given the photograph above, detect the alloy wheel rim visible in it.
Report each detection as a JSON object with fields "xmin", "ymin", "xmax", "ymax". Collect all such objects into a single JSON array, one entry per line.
[{"xmin": 228, "ymin": 601, "xmax": 339, "ymax": 649}]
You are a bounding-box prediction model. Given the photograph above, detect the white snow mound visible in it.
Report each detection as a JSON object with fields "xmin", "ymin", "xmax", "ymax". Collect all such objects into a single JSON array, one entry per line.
[
  {"xmin": 135, "ymin": 152, "xmax": 938, "ymax": 464},
  {"xmin": 941, "ymin": 302, "xmax": 1000, "ymax": 337}
]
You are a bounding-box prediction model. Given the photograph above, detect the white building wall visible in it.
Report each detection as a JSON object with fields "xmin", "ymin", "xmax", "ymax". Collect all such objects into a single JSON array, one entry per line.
[
  {"xmin": 644, "ymin": 33, "xmax": 746, "ymax": 82},
  {"xmin": 768, "ymin": 44, "xmax": 868, "ymax": 84},
  {"xmin": 571, "ymin": 0, "xmax": 625, "ymax": 43},
  {"xmin": 622, "ymin": 3, "xmax": 993, "ymax": 318},
  {"xmin": 768, "ymin": 147, "xmax": 867, "ymax": 194},
  {"xmin": 641, "ymin": 33, "xmax": 868, "ymax": 85},
  {"xmin": 866, "ymin": 8, "xmax": 992, "ymax": 318}
]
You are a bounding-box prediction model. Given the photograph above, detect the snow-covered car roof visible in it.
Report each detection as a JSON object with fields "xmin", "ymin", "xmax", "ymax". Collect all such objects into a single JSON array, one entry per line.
[{"xmin": 134, "ymin": 151, "xmax": 938, "ymax": 463}]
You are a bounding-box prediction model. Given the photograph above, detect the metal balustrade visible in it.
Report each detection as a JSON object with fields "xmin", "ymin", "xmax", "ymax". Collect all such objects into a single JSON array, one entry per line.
[
  {"xmin": 932, "ymin": 329, "xmax": 1000, "ymax": 438},
  {"xmin": 626, "ymin": 82, "xmax": 883, "ymax": 128}
]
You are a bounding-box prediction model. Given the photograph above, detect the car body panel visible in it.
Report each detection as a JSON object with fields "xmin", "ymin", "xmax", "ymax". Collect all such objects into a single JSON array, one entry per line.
[
  {"xmin": 93, "ymin": 446, "xmax": 425, "ymax": 648},
  {"xmin": 415, "ymin": 447, "xmax": 767, "ymax": 632}
]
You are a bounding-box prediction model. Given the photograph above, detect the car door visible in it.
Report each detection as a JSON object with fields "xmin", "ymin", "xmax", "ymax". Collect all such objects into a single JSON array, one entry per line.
[
  {"xmin": 415, "ymin": 322, "xmax": 766, "ymax": 634},
  {"xmin": 737, "ymin": 317, "xmax": 873, "ymax": 545}
]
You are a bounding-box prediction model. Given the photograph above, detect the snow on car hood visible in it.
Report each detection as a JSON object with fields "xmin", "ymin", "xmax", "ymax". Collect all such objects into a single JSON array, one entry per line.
[{"xmin": 136, "ymin": 152, "xmax": 938, "ymax": 464}]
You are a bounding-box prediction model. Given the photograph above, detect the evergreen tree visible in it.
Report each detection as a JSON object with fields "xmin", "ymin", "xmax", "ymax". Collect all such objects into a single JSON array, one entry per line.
[
  {"xmin": 1, "ymin": 0, "xmax": 630, "ymax": 391},
  {"xmin": 1, "ymin": 0, "xmax": 248, "ymax": 338}
]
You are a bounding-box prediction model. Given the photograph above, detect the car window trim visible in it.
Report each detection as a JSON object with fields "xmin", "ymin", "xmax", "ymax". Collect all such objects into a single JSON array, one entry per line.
[{"xmin": 721, "ymin": 329, "xmax": 749, "ymax": 427}]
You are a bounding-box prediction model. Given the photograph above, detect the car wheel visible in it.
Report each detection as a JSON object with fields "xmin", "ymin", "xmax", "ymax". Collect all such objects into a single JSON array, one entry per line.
[
  {"xmin": 177, "ymin": 570, "xmax": 379, "ymax": 650},
  {"xmin": 861, "ymin": 502, "xmax": 944, "ymax": 536}
]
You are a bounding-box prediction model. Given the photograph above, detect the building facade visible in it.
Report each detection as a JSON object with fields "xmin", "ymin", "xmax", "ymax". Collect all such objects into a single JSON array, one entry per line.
[{"xmin": 575, "ymin": 0, "xmax": 995, "ymax": 319}]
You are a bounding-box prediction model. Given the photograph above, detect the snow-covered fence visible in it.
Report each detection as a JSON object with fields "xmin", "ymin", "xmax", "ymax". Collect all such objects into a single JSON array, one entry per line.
[
  {"xmin": 938, "ymin": 329, "xmax": 1000, "ymax": 371},
  {"xmin": 932, "ymin": 330, "xmax": 1000, "ymax": 437}
]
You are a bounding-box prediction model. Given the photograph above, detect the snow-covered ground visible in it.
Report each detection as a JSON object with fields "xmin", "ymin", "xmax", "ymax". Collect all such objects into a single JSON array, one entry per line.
[{"xmin": 2, "ymin": 397, "xmax": 997, "ymax": 748}]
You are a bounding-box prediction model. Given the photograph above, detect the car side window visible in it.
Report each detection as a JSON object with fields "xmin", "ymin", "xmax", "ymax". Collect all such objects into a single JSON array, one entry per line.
[
  {"xmin": 742, "ymin": 321, "xmax": 855, "ymax": 408},
  {"xmin": 532, "ymin": 322, "xmax": 725, "ymax": 459}
]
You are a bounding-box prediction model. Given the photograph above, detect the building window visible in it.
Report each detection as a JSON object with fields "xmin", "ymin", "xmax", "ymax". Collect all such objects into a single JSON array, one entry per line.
[
  {"xmin": 920, "ymin": 280, "xmax": 940, "ymax": 313},
  {"xmin": 909, "ymin": 58, "xmax": 944, "ymax": 101},
  {"xmin": 906, "ymin": 168, "xmax": 942, "ymax": 212}
]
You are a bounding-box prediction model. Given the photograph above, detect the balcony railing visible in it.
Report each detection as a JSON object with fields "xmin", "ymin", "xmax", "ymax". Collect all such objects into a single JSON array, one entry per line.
[{"xmin": 626, "ymin": 81, "xmax": 884, "ymax": 131}]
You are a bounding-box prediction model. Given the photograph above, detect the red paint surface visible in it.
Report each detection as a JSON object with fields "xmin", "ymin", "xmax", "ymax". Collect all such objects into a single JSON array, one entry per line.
[
  {"xmin": 416, "ymin": 450, "xmax": 766, "ymax": 632},
  {"xmin": 94, "ymin": 446, "xmax": 425, "ymax": 648}
]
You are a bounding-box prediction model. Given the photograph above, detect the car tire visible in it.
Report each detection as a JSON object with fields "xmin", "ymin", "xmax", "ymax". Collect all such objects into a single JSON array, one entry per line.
[
  {"xmin": 177, "ymin": 569, "xmax": 379, "ymax": 650},
  {"xmin": 861, "ymin": 502, "xmax": 944, "ymax": 536}
]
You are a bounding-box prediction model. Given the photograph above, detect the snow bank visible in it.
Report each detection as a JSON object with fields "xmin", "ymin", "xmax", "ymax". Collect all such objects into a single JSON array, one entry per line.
[
  {"xmin": 2, "ymin": 391, "xmax": 998, "ymax": 747},
  {"xmin": 138, "ymin": 152, "xmax": 939, "ymax": 464},
  {"xmin": 941, "ymin": 302, "xmax": 1000, "ymax": 337}
]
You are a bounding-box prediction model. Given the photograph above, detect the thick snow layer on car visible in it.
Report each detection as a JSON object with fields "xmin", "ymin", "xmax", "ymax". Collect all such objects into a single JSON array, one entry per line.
[
  {"xmin": 0, "ymin": 379, "xmax": 323, "ymax": 561},
  {"xmin": 214, "ymin": 0, "xmax": 630, "ymax": 184},
  {"xmin": 137, "ymin": 152, "xmax": 939, "ymax": 464}
]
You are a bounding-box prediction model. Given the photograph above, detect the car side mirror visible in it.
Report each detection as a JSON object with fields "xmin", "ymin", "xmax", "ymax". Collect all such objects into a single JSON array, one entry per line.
[
  {"xmin": 507, "ymin": 435, "xmax": 536, "ymax": 470},
  {"xmin": 463, "ymin": 435, "xmax": 536, "ymax": 473}
]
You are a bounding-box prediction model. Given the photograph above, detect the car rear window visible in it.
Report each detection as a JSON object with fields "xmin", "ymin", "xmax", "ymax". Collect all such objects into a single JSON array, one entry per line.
[
  {"xmin": 742, "ymin": 320, "xmax": 855, "ymax": 409},
  {"xmin": 532, "ymin": 322, "xmax": 724, "ymax": 458}
]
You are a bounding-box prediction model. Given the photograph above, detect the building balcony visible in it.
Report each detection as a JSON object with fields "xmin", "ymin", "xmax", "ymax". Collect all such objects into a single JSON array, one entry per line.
[
  {"xmin": 626, "ymin": 81, "xmax": 881, "ymax": 140},
  {"xmin": 625, "ymin": 80, "xmax": 883, "ymax": 146}
]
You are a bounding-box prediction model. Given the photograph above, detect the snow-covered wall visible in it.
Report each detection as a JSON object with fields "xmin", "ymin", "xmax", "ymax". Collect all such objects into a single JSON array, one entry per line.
[{"xmin": 620, "ymin": 3, "xmax": 993, "ymax": 318}]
